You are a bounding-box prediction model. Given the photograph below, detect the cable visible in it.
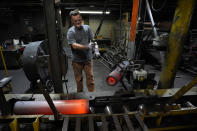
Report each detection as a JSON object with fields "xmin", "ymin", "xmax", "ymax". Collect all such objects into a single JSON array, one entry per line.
[
  {"xmin": 119, "ymin": 1, "xmax": 122, "ymax": 41},
  {"xmin": 94, "ymin": 0, "xmax": 109, "ymax": 39},
  {"xmin": 151, "ymin": 0, "xmax": 167, "ymax": 12}
]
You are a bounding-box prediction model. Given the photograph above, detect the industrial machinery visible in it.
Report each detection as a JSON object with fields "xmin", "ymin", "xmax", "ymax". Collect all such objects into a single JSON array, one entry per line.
[
  {"xmin": 0, "ymin": 0, "xmax": 197, "ymax": 131},
  {"xmin": 22, "ymin": 40, "xmax": 68, "ymax": 92},
  {"xmin": 99, "ymin": 46, "xmax": 156, "ymax": 90},
  {"xmin": 1, "ymin": 77, "xmax": 197, "ymax": 130}
]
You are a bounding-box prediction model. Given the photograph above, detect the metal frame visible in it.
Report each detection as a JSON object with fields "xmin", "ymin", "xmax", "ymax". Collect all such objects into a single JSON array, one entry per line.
[
  {"xmin": 43, "ymin": 0, "xmax": 63, "ymax": 93},
  {"xmin": 159, "ymin": 0, "xmax": 196, "ymax": 89}
]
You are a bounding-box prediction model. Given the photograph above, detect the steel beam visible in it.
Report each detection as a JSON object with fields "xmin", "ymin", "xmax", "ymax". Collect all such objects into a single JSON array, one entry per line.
[
  {"xmin": 145, "ymin": 0, "xmax": 158, "ymax": 38},
  {"xmin": 9, "ymin": 118, "xmax": 18, "ymax": 131},
  {"xmin": 43, "ymin": 0, "xmax": 63, "ymax": 93},
  {"xmin": 75, "ymin": 117, "xmax": 81, "ymax": 131},
  {"xmin": 128, "ymin": 0, "xmax": 139, "ymax": 59},
  {"xmin": 135, "ymin": 113, "xmax": 148, "ymax": 131},
  {"xmin": 101, "ymin": 116, "xmax": 108, "ymax": 131},
  {"xmin": 37, "ymin": 80, "xmax": 60, "ymax": 120},
  {"xmin": 123, "ymin": 106, "xmax": 135, "ymax": 131},
  {"xmin": 158, "ymin": 0, "xmax": 196, "ymax": 89},
  {"xmin": 62, "ymin": 117, "xmax": 69, "ymax": 131},
  {"xmin": 33, "ymin": 117, "xmax": 40, "ymax": 131},
  {"xmin": 168, "ymin": 77, "xmax": 197, "ymax": 105}
]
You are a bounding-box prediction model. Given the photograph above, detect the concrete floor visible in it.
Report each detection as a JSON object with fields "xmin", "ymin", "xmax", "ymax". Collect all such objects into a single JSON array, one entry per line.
[
  {"xmin": 0, "ymin": 58, "xmax": 124, "ymax": 95},
  {"xmin": 0, "ymin": 56, "xmax": 195, "ymax": 96}
]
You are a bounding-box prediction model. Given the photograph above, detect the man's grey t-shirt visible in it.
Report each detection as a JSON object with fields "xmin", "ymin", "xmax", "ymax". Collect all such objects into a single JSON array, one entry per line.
[{"xmin": 67, "ymin": 25, "xmax": 94, "ymax": 62}]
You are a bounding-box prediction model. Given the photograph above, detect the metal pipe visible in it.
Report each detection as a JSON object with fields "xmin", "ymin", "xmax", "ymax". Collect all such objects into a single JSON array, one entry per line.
[
  {"xmin": 185, "ymin": 101, "xmax": 195, "ymax": 108},
  {"xmin": 106, "ymin": 67, "xmax": 124, "ymax": 86},
  {"xmin": 105, "ymin": 106, "xmax": 122, "ymax": 131},
  {"xmin": 122, "ymin": 106, "xmax": 135, "ymax": 131},
  {"xmin": 14, "ymin": 99, "xmax": 89, "ymax": 115},
  {"xmin": 106, "ymin": 61, "xmax": 130, "ymax": 86},
  {"xmin": 168, "ymin": 77, "xmax": 197, "ymax": 105},
  {"xmin": 158, "ymin": 0, "xmax": 196, "ymax": 89},
  {"xmin": 105, "ymin": 106, "xmax": 112, "ymax": 115},
  {"xmin": 145, "ymin": 0, "xmax": 158, "ymax": 38},
  {"xmin": 128, "ymin": 0, "xmax": 139, "ymax": 59}
]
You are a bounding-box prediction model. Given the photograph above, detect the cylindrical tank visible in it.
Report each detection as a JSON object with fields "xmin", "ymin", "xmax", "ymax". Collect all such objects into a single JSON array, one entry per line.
[
  {"xmin": 106, "ymin": 61, "xmax": 130, "ymax": 86},
  {"xmin": 106, "ymin": 67, "xmax": 123, "ymax": 86},
  {"xmin": 14, "ymin": 99, "xmax": 89, "ymax": 115}
]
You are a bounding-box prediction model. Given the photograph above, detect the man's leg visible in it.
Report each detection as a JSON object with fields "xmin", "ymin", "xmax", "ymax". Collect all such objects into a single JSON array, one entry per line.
[
  {"xmin": 72, "ymin": 61, "xmax": 84, "ymax": 92},
  {"xmin": 84, "ymin": 60, "xmax": 95, "ymax": 92}
]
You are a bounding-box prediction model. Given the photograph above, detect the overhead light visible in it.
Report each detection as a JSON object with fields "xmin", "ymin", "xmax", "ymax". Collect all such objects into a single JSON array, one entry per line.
[{"xmin": 79, "ymin": 11, "xmax": 110, "ymax": 14}]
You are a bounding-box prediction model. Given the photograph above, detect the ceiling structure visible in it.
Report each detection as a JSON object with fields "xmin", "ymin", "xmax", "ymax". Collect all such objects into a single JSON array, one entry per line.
[
  {"xmin": 0, "ymin": 0, "xmax": 196, "ymax": 27},
  {"xmin": 0, "ymin": 0, "xmax": 178, "ymax": 14}
]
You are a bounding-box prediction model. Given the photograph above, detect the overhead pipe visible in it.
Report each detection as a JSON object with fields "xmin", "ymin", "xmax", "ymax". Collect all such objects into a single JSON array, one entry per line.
[{"xmin": 145, "ymin": 0, "xmax": 158, "ymax": 38}]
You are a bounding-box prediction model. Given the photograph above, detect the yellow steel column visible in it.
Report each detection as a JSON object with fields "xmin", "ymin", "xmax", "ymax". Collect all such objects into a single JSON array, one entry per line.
[
  {"xmin": 9, "ymin": 118, "xmax": 18, "ymax": 131},
  {"xmin": 33, "ymin": 117, "xmax": 40, "ymax": 131},
  {"xmin": 0, "ymin": 46, "xmax": 9, "ymax": 76},
  {"xmin": 0, "ymin": 46, "xmax": 12, "ymax": 91},
  {"xmin": 158, "ymin": 0, "xmax": 196, "ymax": 89}
]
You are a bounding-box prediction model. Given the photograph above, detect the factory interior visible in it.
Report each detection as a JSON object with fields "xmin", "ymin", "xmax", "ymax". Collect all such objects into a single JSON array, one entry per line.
[{"xmin": 0, "ymin": 0, "xmax": 197, "ymax": 130}]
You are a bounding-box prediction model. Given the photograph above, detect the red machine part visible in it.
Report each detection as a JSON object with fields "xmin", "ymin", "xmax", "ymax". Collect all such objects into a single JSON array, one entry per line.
[
  {"xmin": 14, "ymin": 99, "xmax": 89, "ymax": 115},
  {"xmin": 106, "ymin": 67, "xmax": 123, "ymax": 86}
]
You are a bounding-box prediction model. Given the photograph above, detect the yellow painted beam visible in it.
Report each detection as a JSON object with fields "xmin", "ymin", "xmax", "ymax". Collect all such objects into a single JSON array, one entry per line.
[
  {"xmin": 158, "ymin": 0, "xmax": 196, "ymax": 89},
  {"xmin": 130, "ymin": 0, "xmax": 139, "ymax": 42},
  {"xmin": 168, "ymin": 77, "xmax": 197, "ymax": 104},
  {"xmin": 0, "ymin": 46, "xmax": 12, "ymax": 91},
  {"xmin": 33, "ymin": 117, "xmax": 40, "ymax": 131},
  {"xmin": 9, "ymin": 118, "xmax": 18, "ymax": 131},
  {"xmin": 0, "ymin": 46, "xmax": 8, "ymax": 76}
]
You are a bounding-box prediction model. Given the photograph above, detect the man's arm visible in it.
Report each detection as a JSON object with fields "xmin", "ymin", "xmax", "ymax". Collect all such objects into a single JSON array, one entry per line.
[
  {"xmin": 67, "ymin": 29, "xmax": 90, "ymax": 50},
  {"xmin": 71, "ymin": 43, "xmax": 89, "ymax": 50}
]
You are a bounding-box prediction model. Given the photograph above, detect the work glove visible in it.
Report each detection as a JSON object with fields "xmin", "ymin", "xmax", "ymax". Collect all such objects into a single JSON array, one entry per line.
[
  {"xmin": 94, "ymin": 52, "xmax": 100, "ymax": 58},
  {"xmin": 87, "ymin": 42, "xmax": 94, "ymax": 50},
  {"xmin": 93, "ymin": 42, "xmax": 100, "ymax": 58}
]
